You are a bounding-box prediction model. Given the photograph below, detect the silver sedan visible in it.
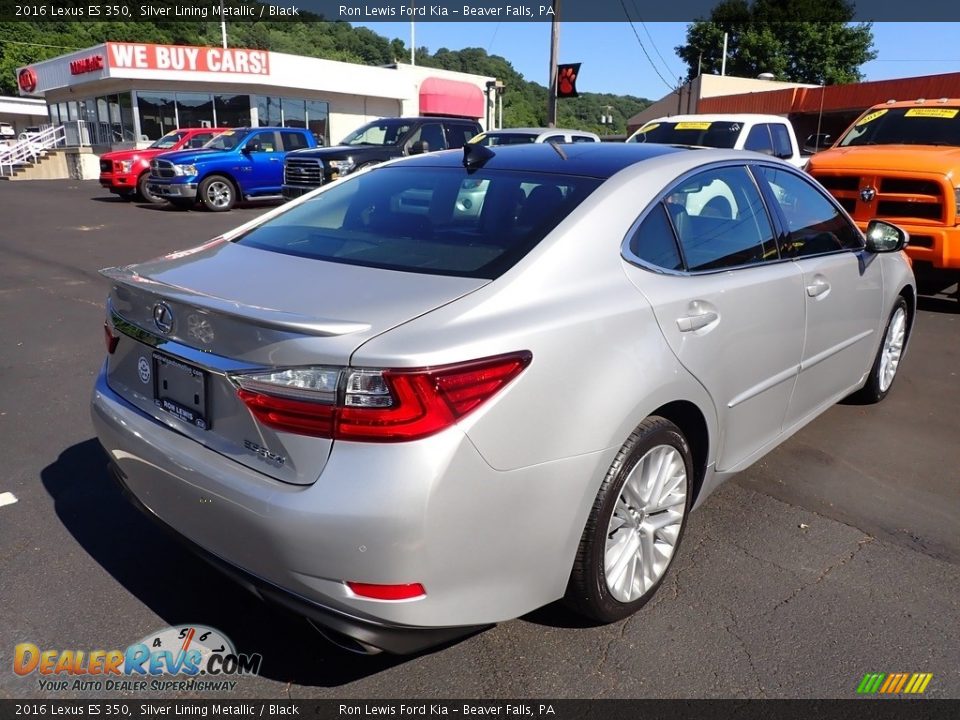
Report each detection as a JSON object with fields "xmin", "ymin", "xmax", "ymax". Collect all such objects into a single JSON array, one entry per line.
[{"xmin": 92, "ymin": 143, "xmax": 914, "ymax": 654}]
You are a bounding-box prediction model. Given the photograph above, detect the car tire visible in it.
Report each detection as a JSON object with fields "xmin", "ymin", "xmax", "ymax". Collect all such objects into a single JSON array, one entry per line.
[
  {"xmin": 853, "ymin": 295, "xmax": 909, "ymax": 404},
  {"xmin": 566, "ymin": 416, "xmax": 693, "ymax": 623},
  {"xmin": 199, "ymin": 175, "xmax": 236, "ymax": 212},
  {"xmin": 137, "ymin": 173, "xmax": 163, "ymax": 204}
]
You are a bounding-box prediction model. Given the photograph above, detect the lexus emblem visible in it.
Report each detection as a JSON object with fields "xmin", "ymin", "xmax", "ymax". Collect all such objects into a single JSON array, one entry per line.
[
  {"xmin": 860, "ymin": 186, "xmax": 877, "ymax": 203},
  {"xmin": 152, "ymin": 302, "xmax": 175, "ymax": 334}
]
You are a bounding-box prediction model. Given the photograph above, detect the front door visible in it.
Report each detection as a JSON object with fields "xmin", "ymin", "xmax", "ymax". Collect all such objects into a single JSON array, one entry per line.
[{"xmin": 241, "ymin": 130, "xmax": 284, "ymax": 195}]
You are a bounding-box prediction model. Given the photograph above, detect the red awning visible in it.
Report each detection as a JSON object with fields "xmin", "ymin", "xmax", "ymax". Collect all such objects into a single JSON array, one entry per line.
[{"xmin": 419, "ymin": 77, "xmax": 485, "ymax": 119}]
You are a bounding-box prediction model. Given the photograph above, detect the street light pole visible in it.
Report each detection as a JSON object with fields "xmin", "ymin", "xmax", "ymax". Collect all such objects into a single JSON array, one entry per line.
[
  {"xmin": 546, "ymin": 0, "xmax": 560, "ymax": 127},
  {"xmin": 220, "ymin": 0, "xmax": 227, "ymax": 49}
]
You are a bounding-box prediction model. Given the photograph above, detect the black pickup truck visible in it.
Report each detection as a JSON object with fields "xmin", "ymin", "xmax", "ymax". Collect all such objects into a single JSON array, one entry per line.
[{"xmin": 281, "ymin": 116, "xmax": 482, "ymax": 199}]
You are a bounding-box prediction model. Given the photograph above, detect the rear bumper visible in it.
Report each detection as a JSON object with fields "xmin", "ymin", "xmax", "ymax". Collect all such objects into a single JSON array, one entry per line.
[
  {"xmin": 90, "ymin": 365, "xmax": 605, "ymax": 651},
  {"xmin": 106, "ymin": 460, "xmax": 484, "ymax": 654},
  {"xmin": 148, "ymin": 180, "xmax": 198, "ymax": 199}
]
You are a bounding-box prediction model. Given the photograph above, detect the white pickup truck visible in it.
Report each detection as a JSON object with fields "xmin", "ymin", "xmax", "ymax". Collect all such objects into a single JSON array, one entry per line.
[{"xmin": 627, "ymin": 113, "xmax": 809, "ymax": 169}]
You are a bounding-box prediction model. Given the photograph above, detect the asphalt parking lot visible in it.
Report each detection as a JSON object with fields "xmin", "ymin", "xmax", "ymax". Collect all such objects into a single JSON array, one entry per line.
[{"xmin": 1, "ymin": 180, "xmax": 958, "ymax": 700}]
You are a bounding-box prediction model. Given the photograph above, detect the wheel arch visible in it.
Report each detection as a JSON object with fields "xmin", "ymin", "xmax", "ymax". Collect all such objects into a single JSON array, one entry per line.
[
  {"xmin": 199, "ymin": 170, "xmax": 241, "ymax": 196},
  {"xmin": 648, "ymin": 400, "xmax": 710, "ymax": 504}
]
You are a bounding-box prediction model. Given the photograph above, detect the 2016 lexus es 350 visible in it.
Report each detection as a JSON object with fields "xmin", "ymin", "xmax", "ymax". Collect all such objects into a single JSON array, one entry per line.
[{"xmin": 92, "ymin": 143, "xmax": 914, "ymax": 654}]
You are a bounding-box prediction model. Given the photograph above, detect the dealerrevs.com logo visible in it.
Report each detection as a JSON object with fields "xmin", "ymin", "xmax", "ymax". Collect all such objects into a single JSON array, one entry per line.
[{"xmin": 14, "ymin": 625, "xmax": 262, "ymax": 692}]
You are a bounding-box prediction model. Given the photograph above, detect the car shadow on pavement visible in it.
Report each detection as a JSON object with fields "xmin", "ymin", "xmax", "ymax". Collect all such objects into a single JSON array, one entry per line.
[
  {"xmin": 917, "ymin": 295, "xmax": 960, "ymax": 314},
  {"xmin": 41, "ymin": 439, "xmax": 412, "ymax": 688},
  {"xmin": 90, "ymin": 196, "xmax": 131, "ymax": 204}
]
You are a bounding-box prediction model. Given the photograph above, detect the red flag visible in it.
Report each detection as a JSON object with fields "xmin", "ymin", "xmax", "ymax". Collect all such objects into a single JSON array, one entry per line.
[{"xmin": 556, "ymin": 63, "xmax": 581, "ymax": 98}]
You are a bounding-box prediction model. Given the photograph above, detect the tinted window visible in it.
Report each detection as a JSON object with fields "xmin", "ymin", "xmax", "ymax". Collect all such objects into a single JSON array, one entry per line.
[
  {"xmin": 185, "ymin": 132, "xmax": 215, "ymax": 149},
  {"xmin": 628, "ymin": 203, "xmax": 683, "ymax": 271},
  {"xmin": 543, "ymin": 135, "xmax": 565, "ymax": 144},
  {"xmin": 474, "ymin": 132, "xmax": 538, "ymax": 146},
  {"xmin": 411, "ymin": 123, "xmax": 446, "ymax": 152},
  {"xmin": 757, "ymin": 166, "xmax": 863, "ymax": 256},
  {"xmin": 204, "ymin": 130, "xmax": 243, "ymax": 151},
  {"xmin": 444, "ymin": 123, "xmax": 477, "ymax": 148},
  {"xmin": 281, "ymin": 131, "xmax": 309, "ymax": 151},
  {"xmin": 342, "ymin": 120, "xmax": 412, "ymax": 147},
  {"xmin": 234, "ymin": 167, "xmax": 601, "ymax": 279},
  {"xmin": 770, "ymin": 124, "xmax": 793, "ymax": 158},
  {"xmin": 667, "ymin": 166, "xmax": 777, "ymax": 272},
  {"xmin": 571, "ymin": 135, "xmax": 598, "ymax": 143},
  {"xmin": 744, "ymin": 125, "xmax": 774, "ymax": 155}
]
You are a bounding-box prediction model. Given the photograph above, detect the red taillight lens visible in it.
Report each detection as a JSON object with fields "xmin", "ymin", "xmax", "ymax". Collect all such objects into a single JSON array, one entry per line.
[
  {"xmin": 103, "ymin": 323, "xmax": 119, "ymax": 354},
  {"xmin": 233, "ymin": 351, "xmax": 532, "ymax": 443},
  {"xmin": 346, "ymin": 582, "xmax": 426, "ymax": 601}
]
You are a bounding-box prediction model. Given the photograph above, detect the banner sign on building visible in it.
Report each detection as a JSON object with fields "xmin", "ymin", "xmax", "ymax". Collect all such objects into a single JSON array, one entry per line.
[{"xmin": 105, "ymin": 43, "xmax": 270, "ymax": 75}]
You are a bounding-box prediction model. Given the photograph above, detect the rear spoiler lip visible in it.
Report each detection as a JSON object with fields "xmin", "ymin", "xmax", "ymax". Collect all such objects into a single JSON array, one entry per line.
[{"xmin": 100, "ymin": 265, "xmax": 372, "ymax": 338}]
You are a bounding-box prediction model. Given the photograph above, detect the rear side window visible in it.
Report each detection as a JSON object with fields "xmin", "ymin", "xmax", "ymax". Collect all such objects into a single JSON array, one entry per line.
[
  {"xmin": 744, "ymin": 125, "xmax": 774, "ymax": 155},
  {"xmin": 281, "ymin": 131, "xmax": 310, "ymax": 151},
  {"xmin": 666, "ymin": 166, "xmax": 777, "ymax": 271},
  {"xmin": 409, "ymin": 123, "xmax": 447, "ymax": 152},
  {"xmin": 757, "ymin": 166, "xmax": 863, "ymax": 255},
  {"xmin": 234, "ymin": 166, "xmax": 602, "ymax": 279},
  {"xmin": 246, "ymin": 131, "xmax": 277, "ymax": 152},
  {"xmin": 444, "ymin": 123, "xmax": 478, "ymax": 148},
  {"xmin": 571, "ymin": 135, "xmax": 598, "ymax": 143},
  {"xmin": 628, "ymin": 204, "xmax": 683, "ymax": 271},
  {"xmin": 186, "ymin": 133, "xmax": 214, "ymax": 148}
]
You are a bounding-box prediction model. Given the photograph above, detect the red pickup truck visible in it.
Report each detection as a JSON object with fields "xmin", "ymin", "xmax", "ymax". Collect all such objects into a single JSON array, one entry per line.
[{"xmin": 99, "ymin": 128, "xmax": 226, "ymax": 202}]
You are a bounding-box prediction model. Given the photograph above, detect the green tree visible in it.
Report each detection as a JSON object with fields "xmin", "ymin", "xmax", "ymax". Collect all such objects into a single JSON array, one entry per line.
[{"xmin": 675, "ymin": 0, "xmax": 876, "ymax": 85}]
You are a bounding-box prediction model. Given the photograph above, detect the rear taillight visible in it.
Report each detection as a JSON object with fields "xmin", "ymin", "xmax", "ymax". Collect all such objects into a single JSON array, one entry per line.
[
  {"xmin": 232, "ymin": 351, "xmax": 532, "ymax": 442},
  {"xmin": 103, "ymin": 323, "xmax": 119, "ymax": 354}
]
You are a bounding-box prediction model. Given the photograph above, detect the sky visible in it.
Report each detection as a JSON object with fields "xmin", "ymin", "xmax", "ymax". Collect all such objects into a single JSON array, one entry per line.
[{"xmin": 353, "ymin": 21, "xmax": 960, "ymax": 100}]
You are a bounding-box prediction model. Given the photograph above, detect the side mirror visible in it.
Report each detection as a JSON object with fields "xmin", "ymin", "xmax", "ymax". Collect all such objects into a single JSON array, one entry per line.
[
  {"xmin": 409, "ymin": 140, "xmax": 428, "ymax": 155},
  {"xmin": 865, "ymin": 219, "xmax": 909, "ymax": 253}
]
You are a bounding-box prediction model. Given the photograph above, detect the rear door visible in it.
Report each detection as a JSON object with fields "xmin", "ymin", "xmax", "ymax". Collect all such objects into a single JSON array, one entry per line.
[
  {"xmin": 754, "ymin": 164, "xmax": 882, "ymax": 427},
  {"xmin": 443, "ymin": 122, "xmax": 479, "ymax": 149},
  {"xmin": 621, "ymin": 164, "xmax": 806, "ymax": 471}
]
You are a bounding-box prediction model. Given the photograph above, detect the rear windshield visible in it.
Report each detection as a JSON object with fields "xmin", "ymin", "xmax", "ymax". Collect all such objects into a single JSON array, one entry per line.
[
  {"xmin": 474, "ymin": 133, "xmax": 539, "ymax": 146},
  {"xmin": 629, "ymin": 120, "xmax": 742, "ymax": 149},
  {"xmin": 234, "ymin": 165, "xmax": 602, "ymax": 279},
  {"xmin": 838, "ymin": 107, "xmax": 960, "ymax": 147}
]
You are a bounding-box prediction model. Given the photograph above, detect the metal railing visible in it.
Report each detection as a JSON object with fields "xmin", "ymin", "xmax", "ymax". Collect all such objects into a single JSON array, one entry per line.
[{"xmin": 0, "ymin": 125, "xmax": 66, "ymax": 176}]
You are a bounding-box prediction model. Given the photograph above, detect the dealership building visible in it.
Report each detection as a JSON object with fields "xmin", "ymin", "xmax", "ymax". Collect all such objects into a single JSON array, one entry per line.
[{"xmin": 15, "ymin": 41, "xmax": 495, "ymax": 156}]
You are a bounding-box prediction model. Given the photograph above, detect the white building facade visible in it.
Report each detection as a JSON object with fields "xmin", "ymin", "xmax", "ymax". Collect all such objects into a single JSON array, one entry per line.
[{"xmin": 17, "ymin": 42, "xmax": 495, "ymax": 149}]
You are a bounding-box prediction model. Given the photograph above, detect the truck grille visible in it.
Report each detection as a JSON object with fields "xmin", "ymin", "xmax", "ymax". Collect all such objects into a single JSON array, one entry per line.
[
  {"xmin": 284, "ymin": 158, "xmax": 323, "ymax": 186},
  {"xmin": 100, "ymin": 159, "xmax": 112, "ymax": 173},
  {"xmin": 811, "ymin": 171, "xmax": 947, "ymax": 224},
  {"xmin": 151, "ymin": 159, "xmax": 176, "ymax": 178}
]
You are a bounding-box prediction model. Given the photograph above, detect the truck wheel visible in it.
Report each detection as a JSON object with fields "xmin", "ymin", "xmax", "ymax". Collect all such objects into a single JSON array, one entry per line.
[
  {"xmin": 137, "ymin": 173, "xmax": 163, "ymax": 204},
  {"xmin": 199, "ymin": 175, "xmax": 236, "ymax": 212}
]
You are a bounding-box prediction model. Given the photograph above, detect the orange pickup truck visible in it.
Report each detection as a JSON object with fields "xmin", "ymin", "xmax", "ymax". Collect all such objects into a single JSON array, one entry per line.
[{"xmin": 808, "ymin": 99, "xmax": 960, "ymax": 298}]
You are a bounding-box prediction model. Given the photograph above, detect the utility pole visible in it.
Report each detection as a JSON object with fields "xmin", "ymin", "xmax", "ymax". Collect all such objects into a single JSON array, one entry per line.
[
  {"xmin": 600, "ymin": 105, "xmax": 614, "ymax": 135},
  {"xmin": 546, "ymin": 0, "xmax": 560, "ymax": 127},
  {"xmin": 220, "ymin": 0, "xmax": 227, "ymax": 48},
  {"xmin": 410, "ymin": 18, "xmax": 416, "ymax": 65},
  {"xmin": 721, "ymin": 32, "xmax": 728, "ymax": 76}
]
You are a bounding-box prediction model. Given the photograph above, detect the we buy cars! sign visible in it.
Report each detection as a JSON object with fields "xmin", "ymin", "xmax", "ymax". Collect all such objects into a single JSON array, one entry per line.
[{"xmin": 105, "ymin": 42, "xmax": 270, "ymax": 75}]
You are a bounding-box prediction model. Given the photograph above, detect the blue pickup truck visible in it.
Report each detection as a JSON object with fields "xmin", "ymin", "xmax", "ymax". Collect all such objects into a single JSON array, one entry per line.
[{"xmin": 147, "ymin": 127, "xmax": 317, "ymax": 211}]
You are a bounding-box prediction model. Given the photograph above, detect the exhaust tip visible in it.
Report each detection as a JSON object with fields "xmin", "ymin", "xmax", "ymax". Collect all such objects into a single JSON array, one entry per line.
[{"xmin": 307, "ymin": 619, "xmax": 384, "ymax": 656}]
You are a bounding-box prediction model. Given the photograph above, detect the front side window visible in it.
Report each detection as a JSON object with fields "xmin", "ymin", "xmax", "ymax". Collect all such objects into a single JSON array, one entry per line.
[
  {"xmin": 757, "ymin": 166, "xmax": 863, "ymax": 256},
  {"xmin": 744, "ymin": 125, "xmax": 774, "ymax": 155},
  {"xmin": 245, "ymin": 130, "xmax": 278, "ymax": 153},
  {"xmin": 408, "ymin": 122, "xmax": 446, "ymax": 152},
  {"xmin": 666, "ymin": 166, "xmax": 777, "ymax": 272},
  {"xmin": 443, "ymin": 123, "xmax": 477, "ymax": 148},
  {"xmin": 341, "ymin": 120, "xmax": 413, "ymax": 147},
  {"xmin": 203, "ymin": 130, "xmax": 243, "ymax": 151},
  {"xmin": 233, "ymin": 166, "xmax": 601, "ymax": 279}
]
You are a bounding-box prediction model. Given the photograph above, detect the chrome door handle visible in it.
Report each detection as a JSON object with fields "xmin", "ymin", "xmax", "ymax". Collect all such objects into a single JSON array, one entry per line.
[
  {"xmin": 269, "ymin": 157, "xmax": 281, "ymax": 162},
  {"xmin": 806, "ymin": 277, "xmax": 831, "ymax": 298},
  {"xmin": 676, "ymin": 311, "xmax": 719, "ymax": 333}
]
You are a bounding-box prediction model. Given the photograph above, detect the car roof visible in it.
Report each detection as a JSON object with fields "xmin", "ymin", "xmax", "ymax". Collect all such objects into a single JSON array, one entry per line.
[
  {"xmin": 486, "ymin": 127, "xmax": 598, "ymax": 136},
  {"xmin": 394, "ymin": 142, "xmax": 696, "ymax": 178},
  {"xmin": 865, "ymin": 99, "xmax": 960, "ymax": 109},
  {"xmin": 644, "ymin": 114, "xmax": 789, "ymax": 124}
]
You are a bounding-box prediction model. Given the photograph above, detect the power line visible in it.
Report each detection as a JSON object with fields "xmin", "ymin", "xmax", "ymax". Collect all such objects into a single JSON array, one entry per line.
[
  {"xmin": 486, "ymin": 22, "xmax": 501, "ymax": 55},
  {"xmin": 634, "ymin": 7, "xmax": 681, "ymax": 80},
  {"xmin": 619, "ymin": 0, "xmax": 675, "ymax": 91}
]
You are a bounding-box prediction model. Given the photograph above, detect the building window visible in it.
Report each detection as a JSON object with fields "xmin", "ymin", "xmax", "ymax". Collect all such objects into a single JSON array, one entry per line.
[
  {"xmin": 66, "ymin": 101, "xmax": 78, "ymax": 121},
  {"xmin": 305, "ymin": 99, "xmax": 329, "ymax": 146},
  {"xmin": 177, "ymin": 92, "xmax": 214, "ymax": 129},
  {"xmin": 48, "ymin": 104, "xmax": 58, "ymax": 125},
  {"xmin": 214, "ymin": 94, "xmax": 251, "ymax": 128},
  {"xmin": 117, "ymin": 93, "xmax": 135, "ymax": 142},
  {"xmin": 281, "ymin": 98, "xmax": 305, "ymax": 128},
  {"xmin": 137, "ymin": 92, "xmax": 177, "ymax": 140},
  {"xmin": 256, "ymin": 96, "xmax": 281, "ymax": 127}
]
